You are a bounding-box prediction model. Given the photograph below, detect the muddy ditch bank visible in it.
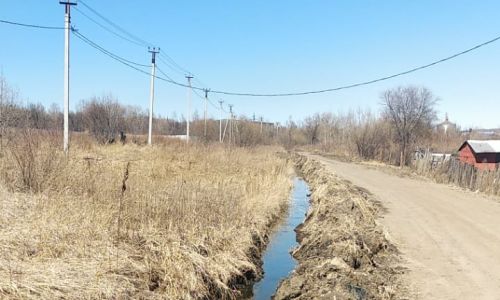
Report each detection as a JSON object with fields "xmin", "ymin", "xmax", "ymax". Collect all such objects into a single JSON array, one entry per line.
[
  {"xmin": 274, "ymin": 154, "xmax": 407, "ymax": 300},
  {"xmin": 249, "ymin": 178, "xmax": 310, "ymax": 300}
]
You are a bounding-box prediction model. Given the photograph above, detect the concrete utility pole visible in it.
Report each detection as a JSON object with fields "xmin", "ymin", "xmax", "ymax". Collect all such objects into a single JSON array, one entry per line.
[
  {"xmin": 228, "ymin": 104, "xmax": 234, "ymax": 145},
  {"xmin": 204, "ymin": 89, "xmax": 209, "ymax": 141},
  {"xmin": 147, "ymin": 47, "xmax": 159, "ymax": 146},
  {"xmin": 218, "ymin": 100, "xmax": 224, "ymax": 143},
  {"xmin": 185, "ymin": 75, "xmax": 193, "ymax": 143},
  {"xmin": 60, "ymin": 1, "xmax": 76, "ymax": 154},
  {"xmin": 260, "ymin": 116, "xmax": 263, "ymax": 135}
]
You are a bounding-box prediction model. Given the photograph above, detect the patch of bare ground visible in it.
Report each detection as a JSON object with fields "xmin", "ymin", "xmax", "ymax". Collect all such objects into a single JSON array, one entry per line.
[
  {"xmin": 317, "ymin": 151, "xmax": 429, "ymax": 181},
  {"xmin": 274, "ymin": 154, "xmax": 407, "ymax": 300}
]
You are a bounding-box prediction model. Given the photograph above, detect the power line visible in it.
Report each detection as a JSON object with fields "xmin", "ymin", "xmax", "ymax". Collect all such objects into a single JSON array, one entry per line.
[
  {"xmin": 76, "ymin": 2, "xmax": 213, "ymax": 94},
  {"xmin": 73, "ymin": 30, "xmax": 155, "ymax": 72},
  {"xmin": 193, "ymin": 88, "xmax": 222, "ymax": 111},
  {"xmin": 73, "ymin": 26, "xmax": 500, "ymax": 98},
  {"xmin": 207, "ymin": 96, "xmax": 222, "ymax": 111},
  {"xmin": 4, "ymin": 14, "xmax": 500, "ymax": 97},
  {"xmin": 207, "ymin": 34, "xmax": 500, "ymax": 97},
  {"xmin": 156, "ymin": 55, "xmax": 193, "ymax": 80},
  {"xmin": 158, "ymin": 53, "xmax": 193, "ymax": 76},
  {"xmin": 76, "ymin": 1, "xmax": 203, "ymax": 86},
  {"xmin": 72, "ymin": 29, "xmax": 200, "ymax": 90},
  {"xmin": 76, "ymin": 3, "xmax": 500, "ymax": 97},
  {"xmin": 78, "ymin": 0, "xmax": 152, "ymax": 47},
  {"xmin": 74, "ymin": 7, "xmax": 145, "ymax": 47},
  {"xmin": 72, "ymin": 29, "xmax": 150, "ymax": 67},
  {"xmin": 156, "ymin": 66, "xmax": 176, "ymax": 82},
  {"xmin": 0, "ymin": 19, "xmax": 64, "ymax": 30}
]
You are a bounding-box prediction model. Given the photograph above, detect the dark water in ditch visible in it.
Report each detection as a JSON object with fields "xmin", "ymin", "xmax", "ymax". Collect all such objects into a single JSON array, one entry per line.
[{"xmin": 250, "ymin": 177, "xmax": 310, "ymax": 300}]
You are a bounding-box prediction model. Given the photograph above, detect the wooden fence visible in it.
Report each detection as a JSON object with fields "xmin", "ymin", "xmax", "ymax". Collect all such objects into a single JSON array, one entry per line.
[{"xmin": 414, "ymin": 156, "xmax": 500, "ymax": 196}]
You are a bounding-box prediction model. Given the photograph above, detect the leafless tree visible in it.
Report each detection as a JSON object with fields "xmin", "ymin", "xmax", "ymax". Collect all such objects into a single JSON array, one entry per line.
[
  {"xmin": 382, "ymin": 86, "xmax": 437, "ymax": 166},
  {"xmin": 303, "ymin": 113, "xmax": 321, "ymax": 144},
  {"xmin": 82, "ymin": 96, "xmax": 125, "ymax": 144}
]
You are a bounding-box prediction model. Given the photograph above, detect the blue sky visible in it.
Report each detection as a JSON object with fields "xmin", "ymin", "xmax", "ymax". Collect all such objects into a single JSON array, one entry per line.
[{"xmin": 0, "ymin": 1, "xmax": 499, "ymax": 128}]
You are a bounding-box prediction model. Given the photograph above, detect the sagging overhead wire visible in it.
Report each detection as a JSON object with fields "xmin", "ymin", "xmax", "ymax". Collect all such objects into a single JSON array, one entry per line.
[
  {"xmin": 72, "ymin": 29, "xmax": 150, "ymax": 68},
  {"xmin": 73, "ymin": 27, "xmax": 500, "ymax": 97},
  {"xmin": 78, "ymin": 0, "xmax": 152, "ymax": 47},
  {"xmin": 157, "ymin": 55, "xmax": 185, "ymax": 76},
  {"xmin": 159, "ymin": 63, "xmax": 227, "ymax": 113},
  {"xmin": 72, "ymin": 29, "xmax": 202, "ymax": 91},
  {"xmin": 77, "ymin": 0, "xmax": 195, "ymax": 79},
  {"xmin": 158, "ymin": 53, "xmax": 193, "ymax": 77},
  {"xmin": 72, "ymin": 2, "xmax": 500, "ymax": 97},
  {"xmin": 192, "ymin": 88, "xmax": 226, "ymax": 112},
  {"xmin": 156, "ymin": 66, "xmax": 176, "ymax": 82},
  {"xmin": 74, "ymin": 7, "xmax": 145, "ymax": 48},
  {"xmin": 76, "ymin": 1, "xmax": 205, "ymax": 87},
  {"xmin": 0, "ymin": 19, "xmax": 64, "ymax": 30},
  {"xmin": 3, "ymin": 15, "xmax": 500, "ymax": 98},
  {"xmin": 207, "ymin": 34, "xmax": 500, "ymax": 97}
]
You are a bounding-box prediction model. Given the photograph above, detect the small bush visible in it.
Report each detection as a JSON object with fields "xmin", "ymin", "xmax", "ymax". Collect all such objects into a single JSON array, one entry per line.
[{"xmin": 1, "ymin": 129, "xmax": 64, "ymax": 192}]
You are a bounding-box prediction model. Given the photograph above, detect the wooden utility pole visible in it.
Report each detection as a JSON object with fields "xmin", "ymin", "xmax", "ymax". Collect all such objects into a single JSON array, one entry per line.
[
  {"xmin": 147, "ymin": 47, "xmax": 159, "ymax": 145},
  {"xmin": 60, "ymin": 1, "xmax": 76, "ymax": 154}
]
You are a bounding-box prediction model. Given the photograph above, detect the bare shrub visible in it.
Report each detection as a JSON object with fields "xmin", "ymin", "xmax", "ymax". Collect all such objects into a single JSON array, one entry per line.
[
  {"xmin": 1, "ymin": 129, "xmax": 64, "ymax": 192},
  {"xmin": 352, "ymin": 110, "xmax": 390, "ymax": 160}
]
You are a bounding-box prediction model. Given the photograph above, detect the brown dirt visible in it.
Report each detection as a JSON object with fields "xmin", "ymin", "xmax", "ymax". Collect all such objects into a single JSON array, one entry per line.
[
  {"xmin": 311, "ymin": 154, "xmax": 500, "ymax": 299},
  {"xmin": 274, "ymin": 154, "xmax": 406, "ymax": 300}
]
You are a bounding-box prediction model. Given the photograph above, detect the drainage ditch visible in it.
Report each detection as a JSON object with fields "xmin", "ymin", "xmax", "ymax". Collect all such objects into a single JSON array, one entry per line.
[{"xmin": 243, "ymin": 177, "xmax": 310, "ymax": 299}]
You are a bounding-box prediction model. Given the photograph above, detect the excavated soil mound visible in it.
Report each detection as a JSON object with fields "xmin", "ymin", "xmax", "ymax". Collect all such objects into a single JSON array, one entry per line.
[{"xmin": 274, "ymin": 155, "xmax": 407, "ymax": 300}]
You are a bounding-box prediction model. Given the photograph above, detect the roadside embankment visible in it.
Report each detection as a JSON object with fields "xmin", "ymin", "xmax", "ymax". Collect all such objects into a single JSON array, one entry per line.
[{"xmin": 274, "ymin": 154, "xmax": 406, "ymax": 299}]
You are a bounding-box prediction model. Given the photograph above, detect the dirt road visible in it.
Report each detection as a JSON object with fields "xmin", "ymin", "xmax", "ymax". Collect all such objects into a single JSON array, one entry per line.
[{"xmin": 309, "ymin": 154, "xmax": 500, "ymax": 300}]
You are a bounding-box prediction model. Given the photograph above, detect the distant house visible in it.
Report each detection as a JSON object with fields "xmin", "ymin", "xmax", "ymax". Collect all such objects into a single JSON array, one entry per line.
[{"xmin": 458, "ymin": 140, "xmax": 500, "ymax": 171}]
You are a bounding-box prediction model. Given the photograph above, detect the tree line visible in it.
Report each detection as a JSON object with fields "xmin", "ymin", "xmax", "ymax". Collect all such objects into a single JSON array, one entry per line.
[{"xmin": 1, "ymin": 74, "xmax": 468, "ymax": 165}]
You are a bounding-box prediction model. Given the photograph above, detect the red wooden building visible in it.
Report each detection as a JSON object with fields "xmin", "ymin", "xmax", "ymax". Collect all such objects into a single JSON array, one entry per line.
[{"xmin": 458, "ymin": 140, "xmax": 500, "ymax": 171}]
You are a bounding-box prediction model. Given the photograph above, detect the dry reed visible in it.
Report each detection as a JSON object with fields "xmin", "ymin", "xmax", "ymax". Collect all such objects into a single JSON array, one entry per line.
[{"xmin": 0, "ymin": 133, "xmax": 292, "ymax": 299}]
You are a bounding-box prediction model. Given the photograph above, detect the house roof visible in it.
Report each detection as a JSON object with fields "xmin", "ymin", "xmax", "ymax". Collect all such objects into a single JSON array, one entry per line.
[{"xmin": 460, "ymin": 140, "xmax": 500, "ymax": 153}]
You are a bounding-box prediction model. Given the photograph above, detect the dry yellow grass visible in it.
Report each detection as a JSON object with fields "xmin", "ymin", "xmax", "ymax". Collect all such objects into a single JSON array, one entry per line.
[
  {"xmin": 275, "ymin": 154, "xmax": 405, "ymax": 299},
  {"xmin": 0, "ymin": 133, "xmax": 292, "ymax": 299}
]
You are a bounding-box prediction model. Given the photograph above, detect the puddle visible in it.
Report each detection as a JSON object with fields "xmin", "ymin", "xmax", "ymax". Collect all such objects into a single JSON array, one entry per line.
[{"xmin": 248, "ymin": 177, "xmax": 310, "ymax": 299}]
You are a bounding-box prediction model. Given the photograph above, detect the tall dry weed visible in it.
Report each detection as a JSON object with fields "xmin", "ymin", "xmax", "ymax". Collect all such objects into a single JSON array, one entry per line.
[
  {"xmin": 0, "ymin": 129, "xmax": 64, "ymax": 192},
  {"xmin": 0, "ymin": 140, "xmax": 291, "ymax": 299}
]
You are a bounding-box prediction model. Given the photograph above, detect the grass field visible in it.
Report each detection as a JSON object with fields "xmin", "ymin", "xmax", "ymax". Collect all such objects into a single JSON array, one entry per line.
[{"xmin": 0, "ymin": 131, "xmax": 292, "ymax": 299}]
